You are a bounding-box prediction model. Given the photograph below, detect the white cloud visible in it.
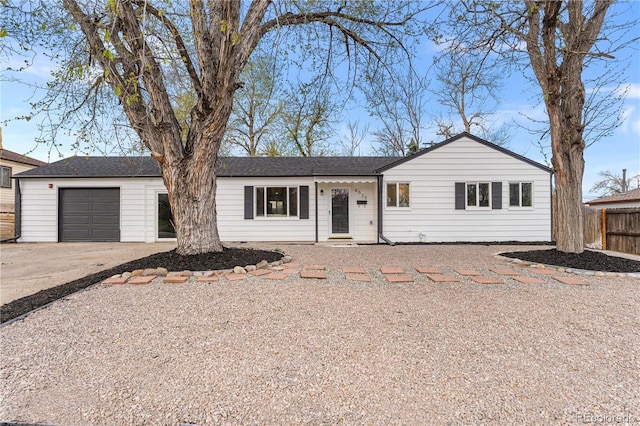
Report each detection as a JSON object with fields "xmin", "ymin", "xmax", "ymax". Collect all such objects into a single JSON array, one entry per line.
[{"xmin": 621, "ymin": 83, "xmax": 640, "ymax": 99}]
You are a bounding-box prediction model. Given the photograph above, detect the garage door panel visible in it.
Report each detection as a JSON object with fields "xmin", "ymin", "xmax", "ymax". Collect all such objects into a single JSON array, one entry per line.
[
  {"xmin": 61, "ymin": 230, "xmax": 91, "ymax": 240},
  {"xmin": 91, "ymin": 215, "xmax": 119, "ymax": 225},
  {"xmin": 63, "ymin": 202, "xmax": 91, "ymax": 212},
  {"xmin": 59, "ymin": 188, "xmax": 120, "ymax": 242},
  {"xmin": 62, "ymin": 215, "xmax": 91, "ymax": 225},
  {"xmin": 93, "ymin": 203, "xmax": 120, "ymax": 213}
]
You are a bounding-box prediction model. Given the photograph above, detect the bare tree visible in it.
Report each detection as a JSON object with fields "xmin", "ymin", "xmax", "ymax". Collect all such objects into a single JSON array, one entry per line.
[
  {"xmin": 5, "ymin": 1, "xmax": 426, "ymax": 254},
  {"xmin": 431, "ymin": 48, "xmax": 511, "ymax": 146},
  {"xmin": 281, "ymin": 78, "xmax": 340, "ymax": 157},
  {"xmin": 590, "ymin": 168, "xmax": 639, "ymax": 196},
  {"xmin": 446, "ymin": 0, "xmax": 638, "ymax": 253},
  {"xmin": 339, "ymin": 120, "xmax": 370, "ymax": 156},
  {"xmin": 365, "ymin": 66, "xmax": 428, "ymax": 156},
  {"xmin": 223, "ymin": 54, "xmax": 283, "ymax": 156}
]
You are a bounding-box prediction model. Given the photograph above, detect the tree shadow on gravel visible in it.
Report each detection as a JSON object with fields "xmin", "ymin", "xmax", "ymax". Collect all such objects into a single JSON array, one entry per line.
[{"xmin": 1, "ymin": 247, "xmax": 282, "ymax": 325}]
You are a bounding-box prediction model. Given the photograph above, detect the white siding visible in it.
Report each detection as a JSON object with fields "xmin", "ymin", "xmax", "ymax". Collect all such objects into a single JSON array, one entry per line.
[
  {"xmin": 216, "ymin": 177, "xmax": 316, "ymax": 242},
  {"xmin": 18, "ymin": 178, "xmax": 158, "ymax": 242},
  {"xmin": 1, "ymin": 160, "xmax": 38, "ymax": 211},
  {"xmin": 381, "ymin": 137, "xmax": 552, "ymax": 242}
]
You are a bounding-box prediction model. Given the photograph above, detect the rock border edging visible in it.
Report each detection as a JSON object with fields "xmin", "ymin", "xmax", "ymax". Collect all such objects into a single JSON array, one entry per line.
[{"xmin": 494, "ymin": 252, "xmax": 640, "ymax": 279}]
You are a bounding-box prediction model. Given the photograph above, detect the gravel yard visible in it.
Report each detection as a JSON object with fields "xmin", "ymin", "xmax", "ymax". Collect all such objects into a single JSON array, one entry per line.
[{"xmin": 1, "ymin": 245, "xmax": 639, "ymax": 425}]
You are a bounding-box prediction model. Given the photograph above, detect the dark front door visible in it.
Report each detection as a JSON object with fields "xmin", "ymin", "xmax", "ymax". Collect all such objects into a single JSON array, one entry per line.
[
  {"xmin": 331, "ymin": 188, "xmax": 349, "ymax": 234},
  {"xmin": 59, "ymin": 188, "xmax": 120, "ymax": 241}
]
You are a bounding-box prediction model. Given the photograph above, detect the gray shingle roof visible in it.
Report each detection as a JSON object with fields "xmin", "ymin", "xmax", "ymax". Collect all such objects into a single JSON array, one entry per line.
[{"xmin": 14, "ymin": 155, "xmax": 400, "ymax": 178}]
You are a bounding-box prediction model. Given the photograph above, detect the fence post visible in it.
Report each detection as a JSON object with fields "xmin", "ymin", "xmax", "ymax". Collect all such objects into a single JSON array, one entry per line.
[{"xmin": 601, "ymin": 208, "xmax": 607, "ymax": 250}]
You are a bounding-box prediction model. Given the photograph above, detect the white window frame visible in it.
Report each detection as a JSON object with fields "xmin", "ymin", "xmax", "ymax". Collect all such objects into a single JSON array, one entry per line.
[
  {"xmin": 156, "ymin": 191, "xmax": 177, "ymax": 241},
  {"xmin": 255, "ymin": 186, "xmax": 299, "ymax": 218},
  {"xmin": 466, "ymin": 182, "xmax": 491, "ymax": 209},
  {"xmin": 386, "ymin": 182, "xmax": 411, "ymax": 209},
  {"xmin": 0, "ymin": 166, "xmax": 11, "ymax": 188},
  {"xmin": 509, "ymin": 182, "xmax": 534, "ymax": 208}
]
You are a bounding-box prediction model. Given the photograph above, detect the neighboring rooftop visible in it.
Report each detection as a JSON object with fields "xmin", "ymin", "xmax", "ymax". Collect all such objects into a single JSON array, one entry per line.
[
  {"xmin": 0, "ymin": 149, "xmax": 47, "ymax": 167},
  {"xmin": 586, "ymin": 188, "xmax": 640, "ymax": 206},
  {"xmin": 14, "ymin": 155, "xmax": 400, "ymax": 178}
]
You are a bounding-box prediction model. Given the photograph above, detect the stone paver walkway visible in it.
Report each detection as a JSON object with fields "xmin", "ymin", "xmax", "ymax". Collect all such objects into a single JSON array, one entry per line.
[{"xmin": 100, "ymin": 260, "xmax": 612, "ymax": 288}]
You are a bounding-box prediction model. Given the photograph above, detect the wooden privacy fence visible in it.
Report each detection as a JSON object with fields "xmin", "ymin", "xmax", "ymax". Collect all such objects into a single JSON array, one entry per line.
[
  {"xmin": 579, "ymin": 207, "xmax": 639, "ymax": 255},
  {"xmin": 600, "ymin": 208, "xmax": 640, "ymax": 255},
  {"xmin": 553, "ymin": 203, "xmax": 639, "ymax": 255},
  {"xmin": 0, "ymin": 211, "xmax": 15, "ymax": 240}
]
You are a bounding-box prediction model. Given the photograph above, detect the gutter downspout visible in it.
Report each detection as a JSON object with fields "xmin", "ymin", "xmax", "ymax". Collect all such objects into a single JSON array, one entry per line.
[
  {"xmin": 377, "ymin": 175, "xmax": 395, "ymax": 246},
  {"xmin": 1, "ymin": 177, "xmax": 20, "ymax": 243},
  {"xmin": 314, "ymin": 181, "xmax": 318, "ymax": 243}
]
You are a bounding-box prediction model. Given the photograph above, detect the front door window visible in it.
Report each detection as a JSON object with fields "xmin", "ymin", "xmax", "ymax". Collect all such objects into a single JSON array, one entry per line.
[{"xmin": 331, "ymin": 188, "xmax": 349, "ymax": 234}]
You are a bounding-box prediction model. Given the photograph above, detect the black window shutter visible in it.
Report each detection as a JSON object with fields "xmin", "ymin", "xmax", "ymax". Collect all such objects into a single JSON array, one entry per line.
[
  {"xmin": 244, "ymin": 186, "xmax": 254, "ymax": 219},
  {"xmin": 492, "ymin": 182, "xmax": 502, "ymax": 210},
  {"xmin": 299, "ymin": 186, "xmax": 309, "ymax": 219},
  {"xmin": 455, "ymin": 182, "xmax": 465, "ymax": 210}
]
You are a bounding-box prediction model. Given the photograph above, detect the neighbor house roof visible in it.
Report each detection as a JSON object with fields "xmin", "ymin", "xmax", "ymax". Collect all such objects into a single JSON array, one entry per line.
[
  {"xmin": 0, "ymin": 149, "xmax": 47, "ymax": 167},
  {"xmin": 585, "ymin": 188, "xmax": 640, "ymax": 206},
  {"xmin": 14, "ymin": 155, "xmax": 399, "ymax": 178}
]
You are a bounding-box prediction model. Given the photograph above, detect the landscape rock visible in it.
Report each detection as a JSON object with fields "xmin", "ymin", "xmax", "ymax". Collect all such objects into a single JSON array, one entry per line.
[
  {"xmin": 282, "ymin": 255, "xmax": 293, "ymax": 263},
  {"xmin": 180, "ymin": 270, "xmax": 192, "ymax": 277},
  {"xmin": 233, "ymin": 266, "xmax": 247, "ymax": 274},
  {"xmin": 256, "ymin": 260, "xmax": 269, "ymax": 269},
  {"xmin": 245, "ymin": 265, "xmax": 257, "ymax": 272},
  {"xmin": 122, "ymin": 272, "xmax": 132, "ymax": 278},
  {"xmin": 131, "ymin": 269, "xmax": 144, "ymax": 276}
]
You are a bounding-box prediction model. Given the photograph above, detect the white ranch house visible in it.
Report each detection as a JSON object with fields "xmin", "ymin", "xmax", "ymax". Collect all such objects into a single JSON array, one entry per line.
[{"xmin": 13, "ymin": 133, "xmax": 553, "ymax": 244}]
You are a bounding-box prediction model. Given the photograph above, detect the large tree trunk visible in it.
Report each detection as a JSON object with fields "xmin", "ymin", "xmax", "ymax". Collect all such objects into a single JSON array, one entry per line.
[
  {"xmin": 551, "ymin": 130, "xmax": 585, "ymax": 253},
  {"xmin": 161, "ymin": 155, "xmax": 223, "ymax": 255},
  {"xmin": 159, "ymin": 103, "xmax": 232, "ymax": 255},
  {"xmin": 548, "ymin": 68, "xmax": 586, "ymax": 254}
]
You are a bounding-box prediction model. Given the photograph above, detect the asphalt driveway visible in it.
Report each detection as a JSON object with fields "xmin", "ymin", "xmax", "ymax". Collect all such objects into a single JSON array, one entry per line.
[{"xmin": 0, "ymin": 242, "xmax": 175, "ymax": 305}]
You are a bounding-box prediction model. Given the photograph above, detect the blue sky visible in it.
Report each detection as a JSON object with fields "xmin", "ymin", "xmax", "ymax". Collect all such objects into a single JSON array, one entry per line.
[{"xmin": 1, "ymin": 2, "xmax": 639, "ymax": 201}]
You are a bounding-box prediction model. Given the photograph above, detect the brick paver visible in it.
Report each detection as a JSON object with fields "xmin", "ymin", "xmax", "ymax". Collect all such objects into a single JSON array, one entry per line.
[
  {"xmin": 226, "ymin": 274, "xmax": 247, "ymax": 281},
  {"xmin": 343, "ymin": 267, "xmax": 366, "ymax": 274},
  {"xmin": 471, "ymin": 276, "xmax": 503, "ymax": 284},
  {"xmin": 385, "ymin": 274, "xmax": 414, "ymax": 283},
  {"xmin": 300, "ymin": 270, "xmax": 327, "ymax": 279},
  {"xmin": 102, "ymin": 277, "xmax": 128, "ymax": 285},
  {"xmin": 197, "ymin": 276, "xmax": 219, "ymax": 282},
  {"xmin": 163, "ymin": 276, "xmax": 189, "ymax": 284},
  {"xmin": 415, "ymin": 267, "xmax": 442, "ymax": 274},
  {"xmin": 282, "ymin": 269, "xmax": 301, "ymax": 275},
  {"xmin": 490, "ymin": 268, "xmax": 520, "ymax": 276},
  {"xmin": 249, "ymin": 269, "xmax": 271, "ymax": 277},
  {"xmin": 554, "ymin": 276, "xmax": 588, "ymax": 286},
  {"xmin": 380, "ymin": 267, "xmax": 404, "ymax": 274},
  {"xmin": 345, "ymin": 273, "xmax": 371, "ymax": 282},
  {"xmin": 427, "ymin": 274, "xmax": 459, "ymax": 283},
  {"xmin": 512, "ymin": 276, "xmax": 545, "ymax": 284},
  {"xmin": 264, "ymin": 273, "xmax": 287, "ymax": 280},
  {"xmin": 129, "ymin": 275, "xmax": 157, "ymax": 285},
  {"xmin": 284, "ymin": 263, "xmax": 300, "ymax": 268},
  {"xmin": 454, "ymin": 269, "xmax": 481, "ymax": 276},
  {"xmin": 304, "ymin": 265, "xmax": 326, "ymax": 270}
]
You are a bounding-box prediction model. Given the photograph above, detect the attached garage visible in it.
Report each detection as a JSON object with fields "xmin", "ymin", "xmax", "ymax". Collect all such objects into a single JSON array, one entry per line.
[{"xmin": 58, "ymin": 188, "xmax": 120, "ymax": 242}]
